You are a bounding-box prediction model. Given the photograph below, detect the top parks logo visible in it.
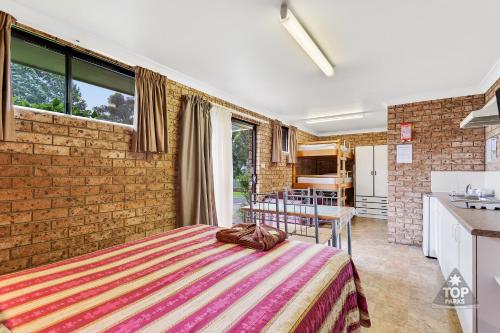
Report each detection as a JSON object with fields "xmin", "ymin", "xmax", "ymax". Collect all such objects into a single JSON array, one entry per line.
[{"xmin": 433, "ymin": 268, "xmax": 477, "ymax": 309}]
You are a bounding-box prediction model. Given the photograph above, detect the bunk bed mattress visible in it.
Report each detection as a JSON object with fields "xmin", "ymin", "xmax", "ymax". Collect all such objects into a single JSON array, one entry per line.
[
  {"xmin": 297, "ymin": 176, "xmax": 353, "ymax": 184},
  {"xmin": 298, "ymin": 143, "xmax": 349, "ymax": 152},
  {"xmin": 0, "ymin": 225, "xmax": 370, "ymax": 333}
]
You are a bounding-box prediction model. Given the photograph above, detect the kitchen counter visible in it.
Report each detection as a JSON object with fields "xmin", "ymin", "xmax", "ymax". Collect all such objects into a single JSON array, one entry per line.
[{"xmin": 431, "ymin": 192, "xmax": 500, "ymax": 238}]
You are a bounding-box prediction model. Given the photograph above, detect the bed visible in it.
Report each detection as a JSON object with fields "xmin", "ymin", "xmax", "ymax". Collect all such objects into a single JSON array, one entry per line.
[
  {"xmin": 297, "ymin": 174, "xmax": 353, "ymax": 185},
  {"xmin": 298, "ymin": 143, "xmax": 349, "ymax": 152},
  {"xmin": 294, "ymin": 174, "xmax": 353, "ymax": 191},
  {"xmin": 0, "ymin": 224, "xmax": 370, "ymax": 333},
  {"xmin": 296, "ymin": 142, "xmax": 353, "ymax": 159}
]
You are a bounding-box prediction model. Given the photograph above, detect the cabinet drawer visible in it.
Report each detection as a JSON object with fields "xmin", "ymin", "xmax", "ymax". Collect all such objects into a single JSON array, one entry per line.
[
  {"xmin": 356, "ymin": 196, "xmax": 388, "ymax": 204},
  {"xmin": 356, "ymin": 207, "xmax": 387, "ymax": 216},
  {"xmin": 356, "ymin": 201, "xmax": 388, "ymax": 209}
]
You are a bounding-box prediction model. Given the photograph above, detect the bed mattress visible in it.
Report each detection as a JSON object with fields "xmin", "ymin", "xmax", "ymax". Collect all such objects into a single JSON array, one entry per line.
[
  {"xmin": 297, "ymin": 175, "xmax": 353, "ymax": 184},
  {"xmin": 0, "ymin": 225, "xmax": 369, "ymax": 333},
  {"xmin": 298, "ymin": 143, "xmax": 349, "ymax": 152}
]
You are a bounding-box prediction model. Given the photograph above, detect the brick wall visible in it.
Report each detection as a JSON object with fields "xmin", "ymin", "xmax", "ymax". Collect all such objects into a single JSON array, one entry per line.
[
  {"xmin": 0, "ymin": 79, "xmax": 316, "ymax": 274},
  {"xmin": 256, "ymin": 129, "xmax": 317, "ymax": 193},
  {"xmin": 485, "ymin": 78, "xmax": 500, "ymax": 171},
  {"xmin": 320, "ymin": 131, "xmax": 387, "ymax": 147},
  {"xmin": 0, "ymin": 108, "xmax": 174, "ymax": 274},
  {"xmin": 387, "ymin": 95, "xmax": 486, "ymax": 245}
]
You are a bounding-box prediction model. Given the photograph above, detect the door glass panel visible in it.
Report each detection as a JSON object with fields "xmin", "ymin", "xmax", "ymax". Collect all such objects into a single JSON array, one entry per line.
[{"xmin": 232, "ymin": 120, "xmax": 256, "ymax": 224}]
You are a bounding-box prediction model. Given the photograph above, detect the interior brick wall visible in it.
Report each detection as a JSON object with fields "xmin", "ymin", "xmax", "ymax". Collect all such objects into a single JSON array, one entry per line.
[
  {"xmin": 387, "ymin": 95, "xmax": 486, "ymax": 245},
  {"xmin": 0, "ymin": 79, "xmax": 316, "ymax": 274},
  {"xmin": 485, "ymin": 78, "xmax": 500, "ymax": 171},
  {"xmin": 320, "ymin": 131, "xmax": 387, "ymax": 147},
  {"xmin": 256, "ymin": 130, "xmax": 317, "ymax": 193}
]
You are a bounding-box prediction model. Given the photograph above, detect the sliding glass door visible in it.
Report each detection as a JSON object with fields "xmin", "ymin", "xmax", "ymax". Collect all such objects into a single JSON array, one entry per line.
[{"xmin": 232, "ymin": 119, "xmax": 256, "ymax": 224}]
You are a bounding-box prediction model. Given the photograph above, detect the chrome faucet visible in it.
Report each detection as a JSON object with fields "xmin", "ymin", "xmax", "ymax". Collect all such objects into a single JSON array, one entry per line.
[{"xmin": 465, "ymin": 184, "xmax": 472, "ymax": 195}]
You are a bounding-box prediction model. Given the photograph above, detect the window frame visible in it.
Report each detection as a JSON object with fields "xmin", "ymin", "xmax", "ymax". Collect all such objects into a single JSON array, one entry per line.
[
  {"xmin": 281, "ymin": 126, "xmax": 289, "ymax": 153},
  {"xmin": 11, "ymin": 27, "xmax": 135, "ymax": 119}
]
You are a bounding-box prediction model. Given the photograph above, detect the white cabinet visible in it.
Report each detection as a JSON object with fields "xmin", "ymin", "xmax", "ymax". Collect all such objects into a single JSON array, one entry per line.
[
  {"xmin": 438, "ymin": 204, "xmax": 460, "ymax": 278},
  {"xmin": 423, "ymin": 196, "xmax": 440, "ymax": 258},
  {"xmin": 456, "ymin": 222, "xmax": 474, "ymax": 333},
  {"xmin": 373, "ymin": 145, "xmax": 388, "ymax": 197},
  {"xmin": 355, "ymin": 145, "xmax": 388, "ymax": 219},
  {"xmin": 355, "ymin": 146, "xmax": 374, "ymax": 196},
  {"xmin": 429, "ymin": 198, "xmax": 500, "ymax": 333},
  {"xmin": 433, "ymin": 200, "xmax": 474, "ymax": 333}
]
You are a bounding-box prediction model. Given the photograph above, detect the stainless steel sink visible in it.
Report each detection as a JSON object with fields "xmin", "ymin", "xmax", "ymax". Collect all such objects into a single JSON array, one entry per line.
[{"xmin": 448, "ymin": 194, "xmax": 500, "ymax": 210}]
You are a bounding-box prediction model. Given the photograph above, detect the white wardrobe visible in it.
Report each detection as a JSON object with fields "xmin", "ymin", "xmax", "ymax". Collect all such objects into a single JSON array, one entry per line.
[{"xmin": 355, "ymin": 145, "xmax": 388, "ymax": 219}]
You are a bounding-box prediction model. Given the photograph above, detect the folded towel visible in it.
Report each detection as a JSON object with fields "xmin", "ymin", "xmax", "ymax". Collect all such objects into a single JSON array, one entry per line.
[
  {"xmin": 216, "ymin": 223, "xmax": 286, "ymax": 251},
  {"xmin": 216, "ymin": 223, "xmax": 255, "ymax": 244}
]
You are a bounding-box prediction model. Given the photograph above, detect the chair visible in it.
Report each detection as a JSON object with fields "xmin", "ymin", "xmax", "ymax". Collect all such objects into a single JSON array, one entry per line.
[
  {"xmin": 245, "ymin": 192, "xmax": 281, "ymax": 229},
  {"xmin": 314, "ymin": 189, "xmax": 343, "ymax": 248},
  {"xmin": 314, "ymin": 189, "xmax": 340, "ymax": 207},
  {"xmin": 283, "ymin": 190, "xmax": 321, "ymax": 244}
]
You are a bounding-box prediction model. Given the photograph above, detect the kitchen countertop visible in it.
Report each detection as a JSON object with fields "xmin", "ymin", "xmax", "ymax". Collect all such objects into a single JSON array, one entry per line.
[{"xmin": 431, "ymin": 192, "xmax": 500, "ymax": 238}]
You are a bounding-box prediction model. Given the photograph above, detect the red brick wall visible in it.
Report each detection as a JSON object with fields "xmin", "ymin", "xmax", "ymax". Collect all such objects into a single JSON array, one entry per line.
[
  {"xmin": 387, "ymin": 95, "xmax": 485, "ymax": 245},
  {"xmin": 0, "ymin": 80, "xmax": 316, "ymax": 274},
  {"xmin": 485, "ymin": 78, "xmax": 500, "ymax": 171}
]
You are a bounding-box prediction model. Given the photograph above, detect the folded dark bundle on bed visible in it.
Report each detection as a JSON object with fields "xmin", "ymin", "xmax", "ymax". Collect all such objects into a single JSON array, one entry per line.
[{"xmin": 216, "ymin": 223, "xmax": 286, "ymax": 251}]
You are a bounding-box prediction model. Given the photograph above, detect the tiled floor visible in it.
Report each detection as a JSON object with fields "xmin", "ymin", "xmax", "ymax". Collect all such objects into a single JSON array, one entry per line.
[{"xmin": 295, "ymin": 217, "xmax": 462, "ymax": 333}]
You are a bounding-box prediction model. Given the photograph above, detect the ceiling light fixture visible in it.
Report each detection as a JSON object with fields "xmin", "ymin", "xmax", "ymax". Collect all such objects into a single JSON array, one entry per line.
[
  {"xmin": 280, "ymin": 0, "xmax": 335, "ymax": 77},
  {"xmin": 306, "ymin": 113, "xmax": 364, "ymax": 124}
]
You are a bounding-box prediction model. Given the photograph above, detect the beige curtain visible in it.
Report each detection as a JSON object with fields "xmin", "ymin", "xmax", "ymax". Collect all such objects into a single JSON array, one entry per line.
[
  {"xmin": 178, "ymin": 95, "xmax": 218, "ymax": 227},
  {"xmin": 132, "ymin": 67, "xmax": 168, "ymax": 152},
  {"xmin": 287, "ymin": 126, "xmax": 297, "ymax": 164},
  {"xmin": 0, "ymin": 11, "xmax": 16, "ymax": 142},
  {"xmin": 271, "ymin": 120, "xmax": 282, "ymax": 163}
]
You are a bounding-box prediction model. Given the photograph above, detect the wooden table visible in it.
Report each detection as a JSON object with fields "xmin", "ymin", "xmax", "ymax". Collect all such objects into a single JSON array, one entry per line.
[{"xmin": 241, "ymin": 203, "xmax": 356, "ymax": 255}]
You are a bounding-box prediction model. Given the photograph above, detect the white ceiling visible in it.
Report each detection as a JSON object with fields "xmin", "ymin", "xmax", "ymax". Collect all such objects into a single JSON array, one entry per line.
[{"xmin": 2, "ymin": 0, "xmax": 500, "ymax": 135}]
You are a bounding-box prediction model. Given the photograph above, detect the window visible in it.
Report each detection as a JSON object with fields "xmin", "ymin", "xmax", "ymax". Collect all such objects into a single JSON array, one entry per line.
[
  {"xmin": 11, "ymin": 28, "xmax": 135, "ymax": 125},
  {"xmin": 282, "ymin": 126, "xmax": 289, "ymax": 152}
]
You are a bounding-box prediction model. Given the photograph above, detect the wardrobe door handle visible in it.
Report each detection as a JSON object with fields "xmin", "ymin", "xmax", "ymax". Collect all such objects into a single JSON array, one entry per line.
[{"xmin": 495, "ymin": 275, "xmax": 500, "ymax": 287}]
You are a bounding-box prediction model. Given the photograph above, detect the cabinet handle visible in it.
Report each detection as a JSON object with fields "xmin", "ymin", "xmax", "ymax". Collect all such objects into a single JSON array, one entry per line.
[
  {"xmin": 453, "ymin": 224, "xmax": 460, "ymax": 243},
  {"xmin": 495, "ymin": 275, "xmax": 500, "ymax": 287}
]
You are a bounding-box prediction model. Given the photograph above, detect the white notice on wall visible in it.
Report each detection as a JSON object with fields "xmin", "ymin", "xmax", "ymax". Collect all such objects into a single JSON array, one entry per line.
[
  {"xmin": 486, "ymin": 138, "xmax": 497, "ymax": 163},
  {"xmin": 486, "ymin": 139, "xmax": 492, "ymax": 163},
  {"xmin": 397, "ymin": 144, "xmax": 413, "ymax": 164}
]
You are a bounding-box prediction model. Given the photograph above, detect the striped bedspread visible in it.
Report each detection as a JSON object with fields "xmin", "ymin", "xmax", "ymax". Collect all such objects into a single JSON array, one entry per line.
[{"xmin": 0, "ymin": 225, "xmax": 370, "ymax": 333}]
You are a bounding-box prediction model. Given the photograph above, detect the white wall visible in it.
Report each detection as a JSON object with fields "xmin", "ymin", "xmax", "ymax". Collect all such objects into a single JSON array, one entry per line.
[
  {"xmin": 431, "ymin": 171, "xmax": 500, "ymax": 195},
  {"xmin": 485, "ymin": 171, "xmax": 500, "ymax": 194}
]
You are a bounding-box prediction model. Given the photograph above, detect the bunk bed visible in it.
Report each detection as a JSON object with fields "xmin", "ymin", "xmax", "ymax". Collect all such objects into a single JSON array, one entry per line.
[{"xmin": 292, "ymin": 139, "xmax": 355, "ymax": 205}]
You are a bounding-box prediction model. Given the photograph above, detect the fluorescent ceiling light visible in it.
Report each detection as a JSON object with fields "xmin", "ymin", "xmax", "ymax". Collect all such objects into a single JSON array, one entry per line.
[
  {"xmin": 306, "ymin": 114, "xmax": 364, "ymax": 124},
  {"xmin": 280, "ymin": 1, "xmax": 334, "ymax": 77}
]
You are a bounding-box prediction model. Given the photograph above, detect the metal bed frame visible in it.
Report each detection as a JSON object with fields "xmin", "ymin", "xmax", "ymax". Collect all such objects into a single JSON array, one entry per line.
[{"xmin": 243, "ymin": 188, "xmax": 353, "ymax": 255}]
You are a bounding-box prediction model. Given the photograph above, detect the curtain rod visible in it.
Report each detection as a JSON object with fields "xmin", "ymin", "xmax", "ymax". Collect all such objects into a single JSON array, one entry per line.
[{"xmin": 211, "ymin": 102, "xmax": 270, "ymax": 124}]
